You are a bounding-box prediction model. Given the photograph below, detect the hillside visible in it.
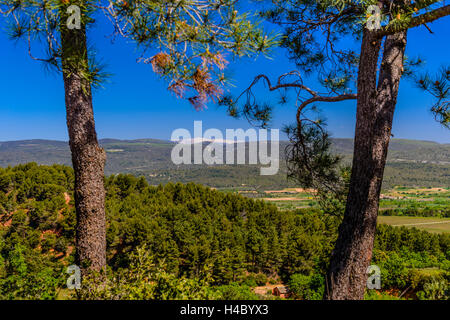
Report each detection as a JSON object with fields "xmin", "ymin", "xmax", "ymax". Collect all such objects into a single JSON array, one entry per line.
[
  {"xmin": 0, "ymin": 138, "xmax": 449, "ymax": 189},
  {"xmin": 1, "ymin": 164, "xmax": 448, "ymax": 300}
]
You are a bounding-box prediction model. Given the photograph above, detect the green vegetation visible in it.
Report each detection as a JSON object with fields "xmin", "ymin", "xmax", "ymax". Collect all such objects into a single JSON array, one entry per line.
[
  {"xmin": 378, "ymin": 217, "xmax": 450, "ymax": 234},
  {"xmin": 249, "ymin": 186, "xmax": 450, "ymax": 217},
  {"xmin": 288, "ymin": 273, "xmax": 324, "ymax": 300},
  {"xmin": 0, "ymin": 139, "xmax": 448, "ymax": 190},
  {"xmin": 379, "ymin": 186, "xmax": 450, "ymax": 217},
  {"xmin": 0, "ymin": 163, "xmax": 448, "ymax": 299}
]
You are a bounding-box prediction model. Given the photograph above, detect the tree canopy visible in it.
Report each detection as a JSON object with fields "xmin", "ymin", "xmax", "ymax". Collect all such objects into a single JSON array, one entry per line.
[{"xmin": 0, "ymin": 0, "xmax": 277, "ymax": 108}]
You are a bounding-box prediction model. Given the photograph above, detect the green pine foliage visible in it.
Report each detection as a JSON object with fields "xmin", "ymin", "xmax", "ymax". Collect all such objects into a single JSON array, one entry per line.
[
  {"xmin": 0, "ymin": 163, "xmax": 448, "ymax": 299},
  {"xmin": 0, "ymin": 0, "xmax": 277, "ymax": 108}
]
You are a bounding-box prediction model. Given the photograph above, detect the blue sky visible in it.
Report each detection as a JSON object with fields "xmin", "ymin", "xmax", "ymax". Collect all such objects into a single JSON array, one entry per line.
[{"xmin": 0, "ymin": 10, "xmax": 449, "ymax": 143}]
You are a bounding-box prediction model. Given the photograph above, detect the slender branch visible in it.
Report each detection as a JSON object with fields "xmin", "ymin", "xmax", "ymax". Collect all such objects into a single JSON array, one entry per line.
[
  {"xmin": 250, "ymin": 73, "xmax": 318, "ymax": 97},
  {"xmin": 423, "ymin": 23, "xmax": 434, "ymax": 34},
  {"xmin": 237, "ymin": 72, "xmax": 357, "ymax": 126},
  {"xmin": 296, "ymin": 94, "xmax": 357, "ymax": 124}
]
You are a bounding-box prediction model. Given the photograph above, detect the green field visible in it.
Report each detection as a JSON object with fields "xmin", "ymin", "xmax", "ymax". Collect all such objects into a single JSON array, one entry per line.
[
  {"xmin": 253, "ymin": 187, "xmax": 450, "ymax": 233},
  {"xmin": 379, "ymin": 187, "xmax": 450, "ymax": 211},
  {"xmin": 257, "ymin": 187, "xmax": 450, "ymax": 211},
  {"xmin": 377, "ymin": 216, "xmax": 450, "ymax": 233}
]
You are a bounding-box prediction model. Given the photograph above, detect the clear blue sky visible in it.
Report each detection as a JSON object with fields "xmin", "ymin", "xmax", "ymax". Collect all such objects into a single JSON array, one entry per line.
[{"xmin": 1, "ymin": 10, "xmax": 449, "ymax": 143}]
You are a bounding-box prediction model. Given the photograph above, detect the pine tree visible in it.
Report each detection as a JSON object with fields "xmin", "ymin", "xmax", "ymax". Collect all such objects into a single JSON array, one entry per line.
[
  {"xmin": 0, "ymin": 0, "xmax": 275, "ymax": 273},
  {"xmin": 223, "ymin": 0, "xmax": 449, "ymax": 299}
]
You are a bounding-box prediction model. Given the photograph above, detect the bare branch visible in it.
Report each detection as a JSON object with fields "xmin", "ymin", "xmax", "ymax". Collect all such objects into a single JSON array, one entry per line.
[
  {"xmin": 296, "ymin": 94, "xmax": 357, "ymax": 124},
  {"xmin": 249, "ymin": 73, "xmax": 318, "ymax": 97},
  {"xmin": 423, "ymin": 23, "xmax": 434, "ymax": 34}
]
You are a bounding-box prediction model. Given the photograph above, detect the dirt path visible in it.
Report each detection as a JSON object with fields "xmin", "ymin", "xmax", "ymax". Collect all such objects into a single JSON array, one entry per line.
[{"xmin": 254, "ymin": 284, "xmax": 283, "ymax": 295}]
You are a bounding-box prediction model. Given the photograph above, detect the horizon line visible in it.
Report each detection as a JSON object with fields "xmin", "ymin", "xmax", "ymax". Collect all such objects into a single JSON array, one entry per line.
[{"xmin": 0, "ymin": 137, "xmax": 448, "ymax": 145}]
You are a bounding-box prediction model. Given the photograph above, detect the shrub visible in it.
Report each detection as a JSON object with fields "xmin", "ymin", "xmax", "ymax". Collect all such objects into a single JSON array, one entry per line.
[
  {"xmin": 213, "ymin": 283, "xmax": 259, "ymax": 300},
  {"xmin": 416, "ymin": 278, "xmax": 449, "ymax": 300},
  {"xmin": 288, "ymin": 273, "xmax": 324, "ymax": 300}
]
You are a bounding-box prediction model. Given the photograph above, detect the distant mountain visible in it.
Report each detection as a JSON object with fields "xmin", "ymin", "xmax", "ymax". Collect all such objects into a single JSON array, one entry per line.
[
  {"xmin": 331, "ymin": 138, "xmax": 450, "ymax": 164},
  {"xmin": 0, "ymin": 138, "xmax": 449, "ymax": 189}
]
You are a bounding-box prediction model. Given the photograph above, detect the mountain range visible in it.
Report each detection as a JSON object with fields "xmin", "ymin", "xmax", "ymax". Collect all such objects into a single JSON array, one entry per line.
[{"xmin": 0, "ymin": 138, "xmax": 448, "ymax": 190}]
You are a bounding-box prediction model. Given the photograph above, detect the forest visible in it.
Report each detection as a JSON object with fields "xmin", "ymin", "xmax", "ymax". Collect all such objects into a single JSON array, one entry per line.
[{"xmin": 0, "ymin": 163, "xmax": 448, "ymax": 300}]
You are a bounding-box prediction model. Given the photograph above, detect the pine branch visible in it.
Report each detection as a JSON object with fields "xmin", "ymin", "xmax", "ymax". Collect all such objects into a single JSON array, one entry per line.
[
  {"xmin": 296, "ymin": 94, "xmax": 357, "ymax": 122},
  {"xmin": 244, "ymin": 73, "xmax": 357, "ymax": 116},
  {"xmin": 376, "ymin": 4, "xmax": 450, "ymax": 37}
]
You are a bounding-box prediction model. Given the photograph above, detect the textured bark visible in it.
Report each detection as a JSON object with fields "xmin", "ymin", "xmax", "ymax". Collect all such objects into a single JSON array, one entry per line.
[
  {"xmin": 325, "ymin": 28, "xmax": 407, "ymax": 299},
  {"xmin": 61, "ymin": 19, "xmax": 107, "ymax": 272}
]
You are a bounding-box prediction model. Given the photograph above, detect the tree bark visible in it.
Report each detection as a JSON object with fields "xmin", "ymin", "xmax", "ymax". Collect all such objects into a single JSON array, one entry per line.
[
  {"xmin": 325, "ymin": 28, "xmax": 407, "ymax": 299},
  {"xmin": 61, "ymin": 15, "xmax": 107, "ymax": 272}
]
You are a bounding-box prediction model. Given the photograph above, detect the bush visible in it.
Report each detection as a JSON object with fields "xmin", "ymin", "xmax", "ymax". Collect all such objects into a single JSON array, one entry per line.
[
  {"xmin": 78, "ymin": 246, "xmax": 215, "ymax": 300},
  {"xmin": 364, "ymin": 290, "xmax": 403, "ymax": 300},
  {"xmin": 242, "ymin": 273, "xmax": 267, "ymax": 287},
  {"xmin": 255, "ymin": 273, "xmax": 268, "ymax": 286},
  {"xmin": 288, "ymin": 273, "xmax": 324, "ymax": 300},
  {"xmin": 416, "ymin": 278, "xmax": 449, "ymax": 300},
  {"xmin": 213, "ymin": 283, "xmax": 259, "ymax": 300}
]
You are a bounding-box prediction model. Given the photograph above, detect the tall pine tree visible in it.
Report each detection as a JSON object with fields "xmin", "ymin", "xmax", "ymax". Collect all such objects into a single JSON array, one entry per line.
[
  {"xmin": 223, "ymin": 0, "xmax": 449, "ymax": 299},
  {"xmin": 1, "ymin": 0, "xmax": 275, "ymax": 272}
]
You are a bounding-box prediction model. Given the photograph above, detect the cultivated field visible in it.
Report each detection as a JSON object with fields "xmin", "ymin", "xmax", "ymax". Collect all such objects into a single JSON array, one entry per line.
[
  {"xmin": 377, "ymin": 216, "xmax": 450, "ymax": 233},
  {"xmin": 250, "ymin": 187, "xmax": 450, "ymax": 233}
]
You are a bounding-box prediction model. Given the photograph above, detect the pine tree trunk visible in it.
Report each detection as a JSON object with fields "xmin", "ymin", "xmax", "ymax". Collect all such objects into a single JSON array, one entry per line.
[
  {"xmin": 61, "ymin": 17, "xmax": 107, "ymax": 272},
  {"xmin": 325, "ymin": 29, "xmax": 407, "ymax": 300}
]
